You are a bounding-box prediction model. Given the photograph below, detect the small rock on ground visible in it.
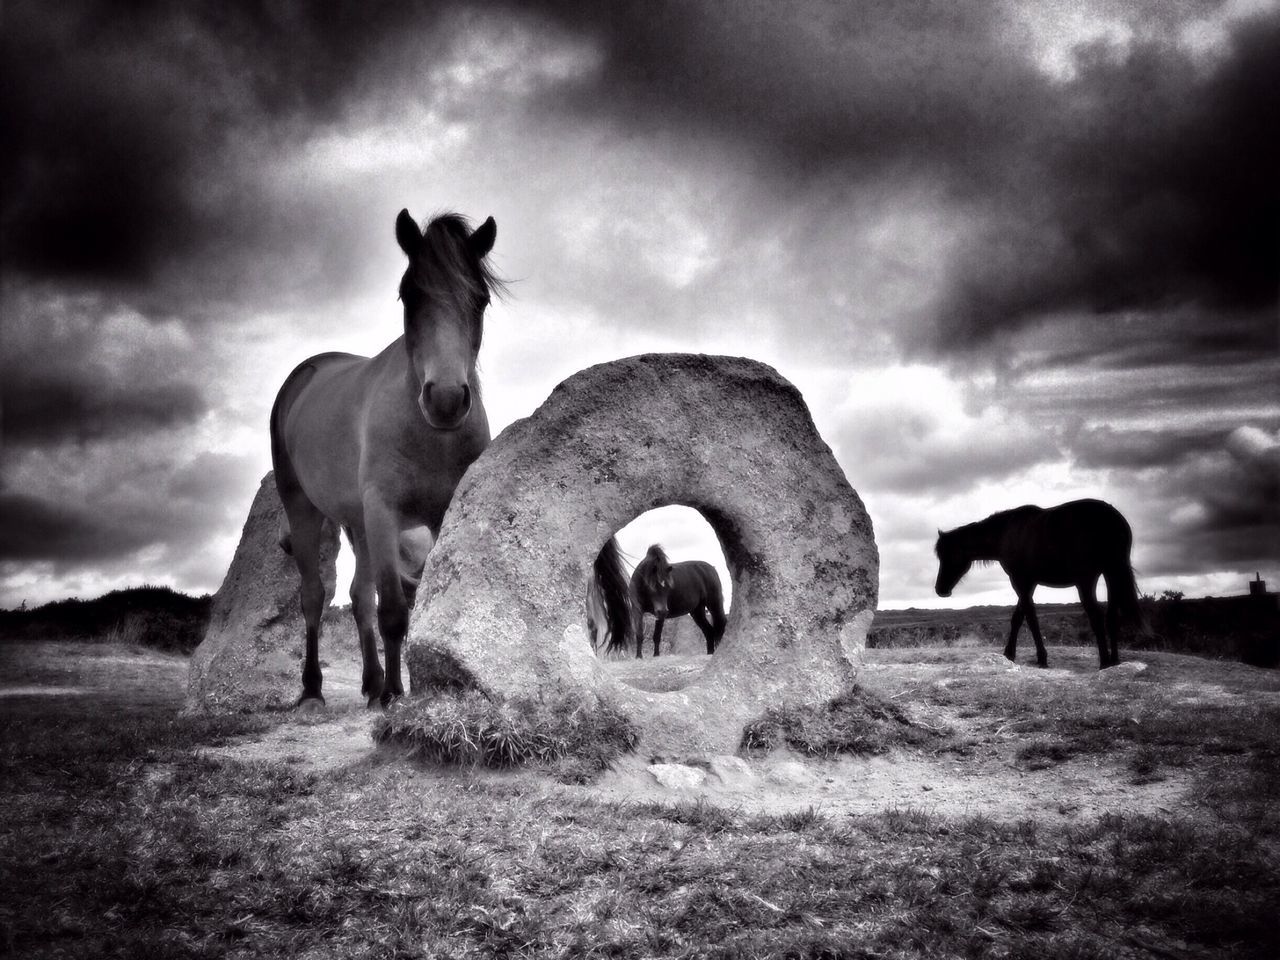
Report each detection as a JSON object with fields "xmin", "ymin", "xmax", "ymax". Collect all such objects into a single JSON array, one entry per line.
[{"xmin": 648, "ymin": 763, "xmax": 708, "ymax": 790}]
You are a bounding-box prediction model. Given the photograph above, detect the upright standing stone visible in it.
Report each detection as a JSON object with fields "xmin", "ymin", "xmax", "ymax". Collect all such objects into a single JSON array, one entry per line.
[
  {"xmin": 186, "ymin": 472, "xmax": 339, "ymax": 711},
  {"xmin": 406, "ymin": 354, "xmax": 878, "ymax": 756}
]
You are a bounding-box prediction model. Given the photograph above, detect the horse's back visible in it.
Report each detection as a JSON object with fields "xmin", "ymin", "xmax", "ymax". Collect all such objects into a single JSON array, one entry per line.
[
  {"xmin": 673, "ymin": 560, "xmax": 724, "ymax": 610},
  {"xmin": 1003, "ymin": 499, "xmax": 1132, "ymax": 583},
  {"xmin": 1048, "ymin": 499, "xmax": 1132, "ymax": 544}
]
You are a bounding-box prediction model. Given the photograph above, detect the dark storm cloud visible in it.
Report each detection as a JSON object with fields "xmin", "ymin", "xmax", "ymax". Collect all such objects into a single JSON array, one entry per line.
[
  {"xmin": 527, "ymin": 1, "xmax": 1036, "ymax": 182},
  {"xmin": 521, "ymin": 2, "xmax": 1279, "ymax": 352},
  {"xmin": 939, "ymin": 18, "xmax": 1280, "ymax": 347},
  {"xmin": 1110, "ymin": 426, "xmax": 1278, "ymax": 579},
  {"xmin": 0, "ymin": 490, "xmax": 148, "ymax": 561},
  {"xmin": 1070, "ymin": 425, "xmax": 1222, "ymax": 471},
  {"xmin": 9, "ymin": 1, "xmax": 1273, "ymax": 349},
  {"xmin": 1, "ymin": 0, "xmax": 454, "ymax": 286},
  {"xmin": 2, "ymin": 379, "xmax": 204, "ymax": 447},
  {"xmin": 0, "ymin": 447, "xmax": 253, "ymax": 566},
  {"xmin": 1203, "ymin": 427, "xmax": 1280, "ymax": 531},
  {"xmin": 0, "ymin": 290, "xmax": 209, "ymax": 448}
]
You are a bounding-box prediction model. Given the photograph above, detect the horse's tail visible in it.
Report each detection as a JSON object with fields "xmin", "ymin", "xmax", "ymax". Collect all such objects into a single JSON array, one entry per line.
[
  {"xmin": 1110, "ymin": 564, "xmax": 1153, "ymax": 637},
  {"xmin": 592, "ymin": 537, "xmax": 633, "ymax": 655}
]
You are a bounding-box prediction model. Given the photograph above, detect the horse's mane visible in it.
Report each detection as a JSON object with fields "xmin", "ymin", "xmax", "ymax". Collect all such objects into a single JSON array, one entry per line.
[
  {"xmin": 938, "ymin": 505, "xmax": 1041, "ymax": 561},
  {"xmin": 643, "ymin": 544, "xmax": 669, "ymax": 565},
  {"xmin": 401, "ymin": 212, "xmax": 509, "ymax": 303}
]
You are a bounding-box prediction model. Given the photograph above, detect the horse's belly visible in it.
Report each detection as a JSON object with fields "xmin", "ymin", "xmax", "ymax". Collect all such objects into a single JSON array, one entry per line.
[{"xmin": 283, "ymin": 382, "xmax": 366, "ymax": 522}]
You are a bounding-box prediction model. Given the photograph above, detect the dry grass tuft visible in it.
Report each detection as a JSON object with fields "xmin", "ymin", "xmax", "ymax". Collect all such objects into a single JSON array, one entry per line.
[
  {"xmin": 740, "ymin": 685, "xmax": 945, "ymax": 757},
  {"xmin": 372, "ymin": 687, "xmax": 638, "ymax": 782}
]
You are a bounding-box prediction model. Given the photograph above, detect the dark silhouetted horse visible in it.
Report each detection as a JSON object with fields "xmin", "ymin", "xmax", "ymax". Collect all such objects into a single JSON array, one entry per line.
[
  {"xmin": 627, "ymin": 544, "xmax": 727, "ymax": 658},
  {"xmin": 934, "ymin": 498, "xmax": 1142, "ymax": 669}
]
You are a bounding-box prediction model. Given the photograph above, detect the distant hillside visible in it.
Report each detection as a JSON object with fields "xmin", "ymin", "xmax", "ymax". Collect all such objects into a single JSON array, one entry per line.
[
  {"xmin": 870, "ymin": 595, "xmax": 1279, "ymax": 668},
  {"xmin": 0, "ymin": 586, "xmax": 212, "ymax": 654},
  {"xmin": 4, "ymin": 585, "xmax": 1275, "ymax": 667}
]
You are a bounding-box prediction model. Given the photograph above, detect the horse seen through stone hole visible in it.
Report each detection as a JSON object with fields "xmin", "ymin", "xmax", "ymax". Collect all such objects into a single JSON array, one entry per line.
[
  {"xmin": 934, "ymin": 498, "xmax": 1145, "ymax": 669},
  {"xmin": 626, "ymin": 544, "xmax": 728, "ymax": 658}
]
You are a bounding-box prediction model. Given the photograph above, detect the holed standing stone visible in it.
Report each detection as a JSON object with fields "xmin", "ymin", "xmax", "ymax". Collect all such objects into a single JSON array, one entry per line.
[{"xmin": 407, "ymin": 354, "xmax": 878, "ymax": 756}]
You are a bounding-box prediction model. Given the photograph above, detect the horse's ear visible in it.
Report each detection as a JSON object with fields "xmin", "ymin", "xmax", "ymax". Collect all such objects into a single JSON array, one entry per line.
[
  {"xmin": 395, "ymin": 209, "xmax": 421, "ymax": 256},
  {"xmin": 469, "ymin": 216, "xmax": 496, "ymax": 258}
]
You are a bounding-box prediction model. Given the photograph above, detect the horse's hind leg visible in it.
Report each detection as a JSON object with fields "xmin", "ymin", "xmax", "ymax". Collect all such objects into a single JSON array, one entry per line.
[
  {"xmin": 1004, "ymin": 601, "xmax": 1025, "ymax": 662},
  {"xmin": 345, "ymin": 526, "xmax": 385, "ymax": 705},
  {"xmin": 1102, "ymin": 570, "xmax": 1125, "ymax": 667},
  {"xmin": 1078, "ymin": 578, "xmax": 1110, "ymax": 670},
  {"xmin": 704, "ymin": 577, "xmax": 728, "ymax": 654},
  {"xmin": 690, "ymin": 607, "xmax": 717, "ymax": 655},
  {"xmin": 1104, "ymin": 601, "xmax": 1121, "ymax": 667},
  {"xmin": 279, "ymin": 496, "xmax": 329, "ymax": 706}
]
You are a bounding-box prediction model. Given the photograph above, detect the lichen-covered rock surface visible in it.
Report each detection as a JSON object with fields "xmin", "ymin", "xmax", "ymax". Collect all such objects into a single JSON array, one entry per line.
[
  {"xmin": 407, "ymin": 354, "xmax": 878, "ymax": 755},
  {"xmin": 187, "ymin": 472, "xmax": 338, "ymax": 711}
]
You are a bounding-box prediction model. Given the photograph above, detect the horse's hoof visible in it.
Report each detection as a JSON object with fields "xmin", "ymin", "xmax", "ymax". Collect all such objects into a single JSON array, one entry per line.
[
  {"xmin": 379, "ymin": 690, "xmax": 403, "ymax": 709},
  {"xmin": 366, "ymin": 695, "xmax": 383, "ymax": 709},
  {"xmin": 296, "ymin": 695, "xmax": 326, "ymax": 712}
]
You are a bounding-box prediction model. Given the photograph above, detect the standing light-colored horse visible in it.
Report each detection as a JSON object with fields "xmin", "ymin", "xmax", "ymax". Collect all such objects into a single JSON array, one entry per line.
[{"xmin": 270, "ymin": 210, "xmax": 501, "ymax": 707}]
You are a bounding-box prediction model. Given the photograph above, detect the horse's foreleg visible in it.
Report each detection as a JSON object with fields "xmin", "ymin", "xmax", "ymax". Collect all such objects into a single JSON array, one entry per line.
[
  {"xmin": 652, "ymin": 617, "xmax": 665, "ymax": 657},
  {"xmin": 634, "ymin": 611, "xmax": 646, "ymax": 659},
  {"xmin": 347, "ymin": 528, "xmax": 384, "ymax": 704},
  {"xmin": 1021, "ymin": 592, "xmax": 1049, "ymax": 668},
  {"xmin": 365, "ymin": 498, "xmax": 410, "ymax": 707},
  {"xmin": 1004, "ymin": 601, "xmax": 1024, "ymax": 662}
]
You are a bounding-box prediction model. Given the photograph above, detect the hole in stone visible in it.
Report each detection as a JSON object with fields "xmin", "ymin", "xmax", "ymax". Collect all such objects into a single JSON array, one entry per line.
[{"xmin": 592, "ymin": 505, "xmax": 734, "ymax": 693}]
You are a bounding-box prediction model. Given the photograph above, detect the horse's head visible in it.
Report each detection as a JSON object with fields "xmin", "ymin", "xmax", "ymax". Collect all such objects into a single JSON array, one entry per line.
[
  {"xmin": 933, "ymin": 529, "xmax": 971, "ymax": 598},
  {"xmin": 637, "ymin": 544, "xmax": 673, "ymax": 615},
  {"xmin": 395, "ymin": 209, "xmax": 500, "ymax": 431}
]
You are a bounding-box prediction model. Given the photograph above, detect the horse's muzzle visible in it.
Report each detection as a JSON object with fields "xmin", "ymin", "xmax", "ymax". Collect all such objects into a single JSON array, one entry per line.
[{"xmin": 419, "ymin": 382, "xmax": 471, "ymax": 431}]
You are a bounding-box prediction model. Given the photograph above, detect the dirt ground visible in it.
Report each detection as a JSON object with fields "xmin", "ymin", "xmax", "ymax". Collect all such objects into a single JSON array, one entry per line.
[{"xmin": 4, "ymin": 639, "xmax": 1278, "ymax": 823}]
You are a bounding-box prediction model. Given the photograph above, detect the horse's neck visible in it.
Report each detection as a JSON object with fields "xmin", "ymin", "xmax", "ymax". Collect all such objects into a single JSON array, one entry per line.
[{"xmin": 963, "ymin": 518, "xmax": 1008, "ymax": 560}]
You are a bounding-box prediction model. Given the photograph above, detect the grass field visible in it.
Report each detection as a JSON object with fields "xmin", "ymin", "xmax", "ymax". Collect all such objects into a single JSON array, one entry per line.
[
  {"xmin": 869, "ymin": 594, "xmax": 1280, "ymax": 667},
  {"xmin": 3, "ymin": 637, "xmax": 1279, "ymax": 958}
]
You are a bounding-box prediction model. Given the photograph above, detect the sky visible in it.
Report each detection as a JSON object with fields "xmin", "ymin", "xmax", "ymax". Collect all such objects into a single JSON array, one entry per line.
[{"xmin": 1, "ymin": 0, "xmax": 1277, "ymax": 611}]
